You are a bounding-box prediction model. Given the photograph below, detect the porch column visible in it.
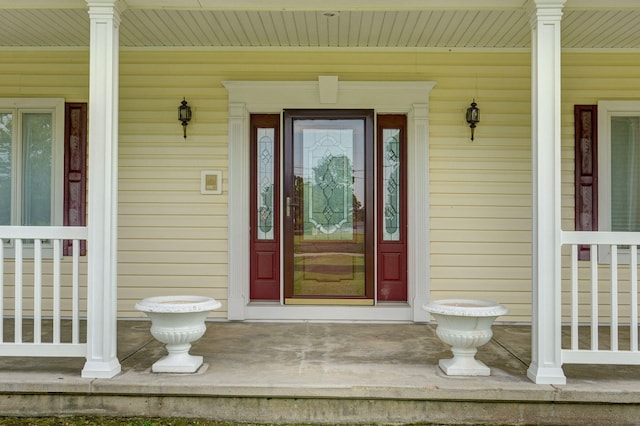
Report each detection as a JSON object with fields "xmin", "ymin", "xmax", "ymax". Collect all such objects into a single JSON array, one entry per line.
[
  {"xmin": 527, "ymin": 0, "xmax": 567, "ymax": 385},
  {"xmin": 81, "ymin": 0, "xmax": 122, "ymax": 378},
  {"xmin": 227, "ymin": 102, "xmax": 249, "ymax": 320},
  {"xmin": 410, "ymin": 103, "xmax": 431, "ymax": 322}
]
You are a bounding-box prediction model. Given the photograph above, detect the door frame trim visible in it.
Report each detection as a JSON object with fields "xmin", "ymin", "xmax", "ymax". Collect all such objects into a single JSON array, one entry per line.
[{"xmin": 224, "ymin": 77, "xmax": 436, "ymax": 322}]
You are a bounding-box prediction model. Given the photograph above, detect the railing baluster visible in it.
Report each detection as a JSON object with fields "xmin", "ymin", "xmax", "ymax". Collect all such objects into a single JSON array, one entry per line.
[
  {"xmin": 611, "ymin": 245, "xmax": 618, "ymax": 351},
  {"xmin": 591, "ymin": 244, "xmax": 599, "ymax": 351},
  {"xmin": 571, "ymin": 244, "xmax": 579, "ymax": 350},
  {"xmin": 72, "ymin": 239, "xmax": 80, "ymax": 344},
  {"xmin": 631, "ymin": 245, "xmax": 638, "ymax": 352},
  {"xmin": 34, "ymin": 239, "xmax": 42, "ymax": 344},
  {"xmin": 0, "ymin": 227, "xmax": 87, "ymax": 361},
  {"xmin": 53, "ymin": 239, "xmax": 61, "ymax": 344},
  {"xmin": 14, "ymin": 239, "xmax": 23, "ymax": 344},
  {"xmin": 561, "ymin": 232, "xmax": 640, "ymax": 365}
]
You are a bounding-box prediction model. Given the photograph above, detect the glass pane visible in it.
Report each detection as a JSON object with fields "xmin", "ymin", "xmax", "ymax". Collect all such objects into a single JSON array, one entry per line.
[
  {"xmin": 611, "ymin": 116, "xmax": 640, "ymax": 232},
  {"xmin": 302, "ymin": 128, "xmax": 354, "ymax": 239},
  {"xmin": 382, "ymin": 128, "xmax": 401, "ymax": 241},
  {"xmin": 257, "ymin": 128, "xmax": 275, "ymax": 240},
  {"xmin": 0, "ymin": 113, "xmax": 12, "ymax": 226},
  {"xmin": 21, "ymin": 113, "xmax": 52, "ymax": 226},
  {"xmin": 293, "ymin": 119, "xmax": 365, "ymax": 297}
]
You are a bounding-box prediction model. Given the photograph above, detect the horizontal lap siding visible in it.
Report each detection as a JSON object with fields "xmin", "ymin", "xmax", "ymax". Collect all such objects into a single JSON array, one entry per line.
[
  {"xmin": 105, "ymin": 50, "xmax": 539, "ymax": 320},
  {"xmin": 1, "ymin": 49, "xmax": 534, "ymax": 321},
  {"xmin": 119, "ymin": 52, "xmax": 228, "ymax": 317},
  {"xmin": 561, "ymin": 53, "xmax": 640, "ymax": 324},
  {"xmin": 0, "ymin": 50, "xmax": 89, "ymax": 318},
  {"xmin": 427, "ymin": 53, "xmax": 532, "ymax": 321},
  {"xmin": 5, "ymin": 49, "xmax": 636, "ymax": 322}
]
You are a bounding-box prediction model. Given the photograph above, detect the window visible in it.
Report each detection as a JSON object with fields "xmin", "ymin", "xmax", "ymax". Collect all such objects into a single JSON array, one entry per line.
[
  {"xmin": 0, "ymin": 99, "xmax": 64, "ymax": 227},
  {"xmin": 598, "ymin": 101, "xmax": 640, "ymax": 231},
  {"xmin": 597, "ymin": 100, "xmax": 640, "ymax": 262},
  {"xmin": 1, "ymin": 99, "xmax": 65, "ymax": 255}
]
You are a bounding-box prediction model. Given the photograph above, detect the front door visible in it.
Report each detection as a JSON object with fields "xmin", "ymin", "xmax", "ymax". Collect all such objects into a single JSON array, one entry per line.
[{"xmin": 283, "ymin": 110, "xmax": 374, "ymax": 304}]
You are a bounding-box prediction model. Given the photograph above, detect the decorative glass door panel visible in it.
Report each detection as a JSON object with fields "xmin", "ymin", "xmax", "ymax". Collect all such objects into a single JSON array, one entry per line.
[
  {"xmin": 284, "ymin": 110, "xmax": 374, "ymax": 303},
  {"xmin": 376, "ymin": 115, "xmax": 407, "ymax": 301},
  {"xmin": 250, "ymin": 115, "xmax": 280, "ymax": 300}
]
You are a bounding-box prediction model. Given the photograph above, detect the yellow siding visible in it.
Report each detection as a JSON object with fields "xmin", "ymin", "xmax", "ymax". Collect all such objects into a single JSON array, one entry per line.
[
  {"xmin": 1, "ymin": 49, "xmax": 639, "ymax": 322},
  {"xmin": 560, "ymin": 53, "xmax": 640, "ymax": 326},
  {"xmin": 0, "ymin": 50, "xmax": 90, "ymax": 319},
  {"xmin": 115, "ymin": 49, "xmax": 536, "ymax": 320}
]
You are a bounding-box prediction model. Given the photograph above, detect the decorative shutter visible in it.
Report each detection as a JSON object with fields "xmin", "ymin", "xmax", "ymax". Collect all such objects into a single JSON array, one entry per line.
[
  {"xmin": 574, "ymin": 105, "xmax": 598, "ymax": 261},
  {"xmin": 63, "ymin": 103, "xmax": 87, "ymax": 256}
]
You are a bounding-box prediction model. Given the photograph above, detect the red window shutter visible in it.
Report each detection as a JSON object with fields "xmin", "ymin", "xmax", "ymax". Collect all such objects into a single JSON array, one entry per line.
[
  {"xmin": 63, "ymin": 103, "xmax": 87, "ymax": 256},
  {"xmin": 574, "ymin": 105, "xmax": 598, "ymax": 261}
]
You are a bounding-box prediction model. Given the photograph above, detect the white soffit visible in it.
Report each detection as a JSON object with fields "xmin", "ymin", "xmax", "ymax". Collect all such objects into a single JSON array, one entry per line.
[{"xmin": 0, "ymin": 2, "xmax": 639, "ymax": 49}]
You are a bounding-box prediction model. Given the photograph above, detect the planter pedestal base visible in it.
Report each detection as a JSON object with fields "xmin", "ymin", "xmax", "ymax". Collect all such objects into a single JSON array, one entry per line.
[
  {"xmin": 152, "ymin": 343, "xmax": 203, "ymax": 373},
  {"xmin": 439, "ymin": 348, "xmax": 490, "ymax": 376}
]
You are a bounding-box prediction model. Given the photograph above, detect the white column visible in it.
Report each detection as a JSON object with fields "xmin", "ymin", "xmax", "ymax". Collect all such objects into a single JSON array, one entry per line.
[
  {"xmin": 227, "ymin": 103, "xmax": 250, "ymax": 320},
  {"xmin": 527, "ymin": 0, "xmax": 566, "ymax": 385},
  {"xmin": 409, "ymin": 103, "xmax": 431, "ymax": 322},
  {"xmin": 82, "ymin": 0, "xmax": 122, "ymax": 378}
]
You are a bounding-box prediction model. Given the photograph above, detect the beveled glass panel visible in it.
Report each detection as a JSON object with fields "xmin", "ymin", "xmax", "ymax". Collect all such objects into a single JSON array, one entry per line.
[
  {"xmin": 293, "ymin": 119, "xmax": 365, "ymax": 297},
  {"xmin": 302, "ymin": 128, "xmax": 354, "ymax": 239},
  {"xmin": 0, "ymin": 112, "xmax": 12, "ymax": 226},
  {"xmin": 256, "ymin": 127, "xmax": 275, "ymax": 240},
  {"xmin": 21, "ymin": 113, "xmax": 52, "ymax": 226},
  {"xmin": 382, "ymin": 128, "xmax": 401, "ymax": 241}
]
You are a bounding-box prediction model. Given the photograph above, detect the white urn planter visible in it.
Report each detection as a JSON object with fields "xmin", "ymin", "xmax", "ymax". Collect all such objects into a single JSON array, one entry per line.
[
  {"xmin": 135, "ymin": 295, "xmax": 221, "ymax": 373},
  {"xmin": 423, "ymin": 299, "xmax": 508, "ymax": 376}
]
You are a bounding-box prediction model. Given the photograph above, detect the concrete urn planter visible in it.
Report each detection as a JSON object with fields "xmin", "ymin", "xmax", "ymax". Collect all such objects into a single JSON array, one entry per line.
[
  {"xmin": 135, "ymin": 295, "xmax": 221, "ymax": 373},
  {"xmin": 423, "ymin": 299, "xmax": 508, "ymax": 376}
]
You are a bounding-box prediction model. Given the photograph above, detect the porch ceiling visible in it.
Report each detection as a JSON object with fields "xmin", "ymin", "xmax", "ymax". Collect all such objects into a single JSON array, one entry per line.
[{"xmin": 0, "ymin": 3, "xmax": 639, "ymax": 49}]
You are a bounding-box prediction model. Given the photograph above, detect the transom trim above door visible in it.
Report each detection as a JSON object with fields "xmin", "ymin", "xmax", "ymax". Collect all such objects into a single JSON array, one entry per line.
[{"xmin": 224, "ymin": 77, "xmax": 435, "ymax": 322}]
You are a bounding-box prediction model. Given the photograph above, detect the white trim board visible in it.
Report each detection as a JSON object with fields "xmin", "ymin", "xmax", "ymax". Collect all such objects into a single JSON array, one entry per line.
[{"xmin": 224, "ymin": 77, "xmax": 435, "ymax": 322}]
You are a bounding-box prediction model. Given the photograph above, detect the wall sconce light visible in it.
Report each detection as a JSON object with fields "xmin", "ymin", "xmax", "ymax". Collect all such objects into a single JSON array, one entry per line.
[
  {"xmin": 178, "ymin": 98, "xmax": 192, "ymax": 139},
  {"xmin": 466, "ymin": 99, "xmax": 480, "ymax": 141}
]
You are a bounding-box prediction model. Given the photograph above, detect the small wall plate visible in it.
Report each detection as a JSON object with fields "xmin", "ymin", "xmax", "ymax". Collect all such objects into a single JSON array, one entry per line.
[{"xmin": 201, "ymin": 170, "xmax": 222, "ymax": 194}]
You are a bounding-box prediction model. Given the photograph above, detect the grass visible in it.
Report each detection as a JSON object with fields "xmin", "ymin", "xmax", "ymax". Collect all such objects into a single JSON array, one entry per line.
[
  {"xmin": 0, "ymin": 419, "xmax": 463, "ymax": 426},
  {"xmin": 0, "ymin": 419, "xmax": 280, "ymax": 426}
]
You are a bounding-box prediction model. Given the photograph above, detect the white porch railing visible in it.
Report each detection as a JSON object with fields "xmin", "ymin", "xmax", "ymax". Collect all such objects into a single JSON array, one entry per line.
[
  {"xmin": 0, "ymin": 226, "xmax": 88, "ymax": 357},
  {"xmin": 561, "ymin": 231, "xmax": 640, "ymax": 365}
]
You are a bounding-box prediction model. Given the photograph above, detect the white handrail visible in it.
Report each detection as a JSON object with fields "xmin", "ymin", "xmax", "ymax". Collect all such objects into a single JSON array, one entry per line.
[
  {"xmin": 0, "ymin": 226, "xmax": 87, "ymax": 240},
  {"xmin": 0, "ymin": 226, "xmax": 88, "ymax": 358},
  {"xmin": 562, "ymin": 231, "xmax": 640, "ymax": 245},
  {"xmin": 562, "ymin": 230, "xmax": 640, "ymax": 365}
]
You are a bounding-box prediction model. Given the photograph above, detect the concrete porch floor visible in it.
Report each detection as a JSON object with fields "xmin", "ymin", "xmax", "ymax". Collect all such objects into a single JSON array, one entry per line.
[{"xmin": 0, "ymin": 321, "xmax": 640, "ymax": 425}]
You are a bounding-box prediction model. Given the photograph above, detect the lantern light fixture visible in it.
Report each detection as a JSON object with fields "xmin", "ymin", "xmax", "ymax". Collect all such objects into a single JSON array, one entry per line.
[
  {"xmin": 466, "ymin": 99, "xmax": 480, "ymax": 141},
  {"xmin": 178, "ymin": 98, "xmax": 192, "ymax": 139}
]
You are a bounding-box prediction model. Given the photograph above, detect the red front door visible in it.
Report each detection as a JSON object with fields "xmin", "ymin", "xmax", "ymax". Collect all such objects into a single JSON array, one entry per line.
[{"xmin": 249, "ymin": 112, "xmax": 407, "ymax": 304}]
